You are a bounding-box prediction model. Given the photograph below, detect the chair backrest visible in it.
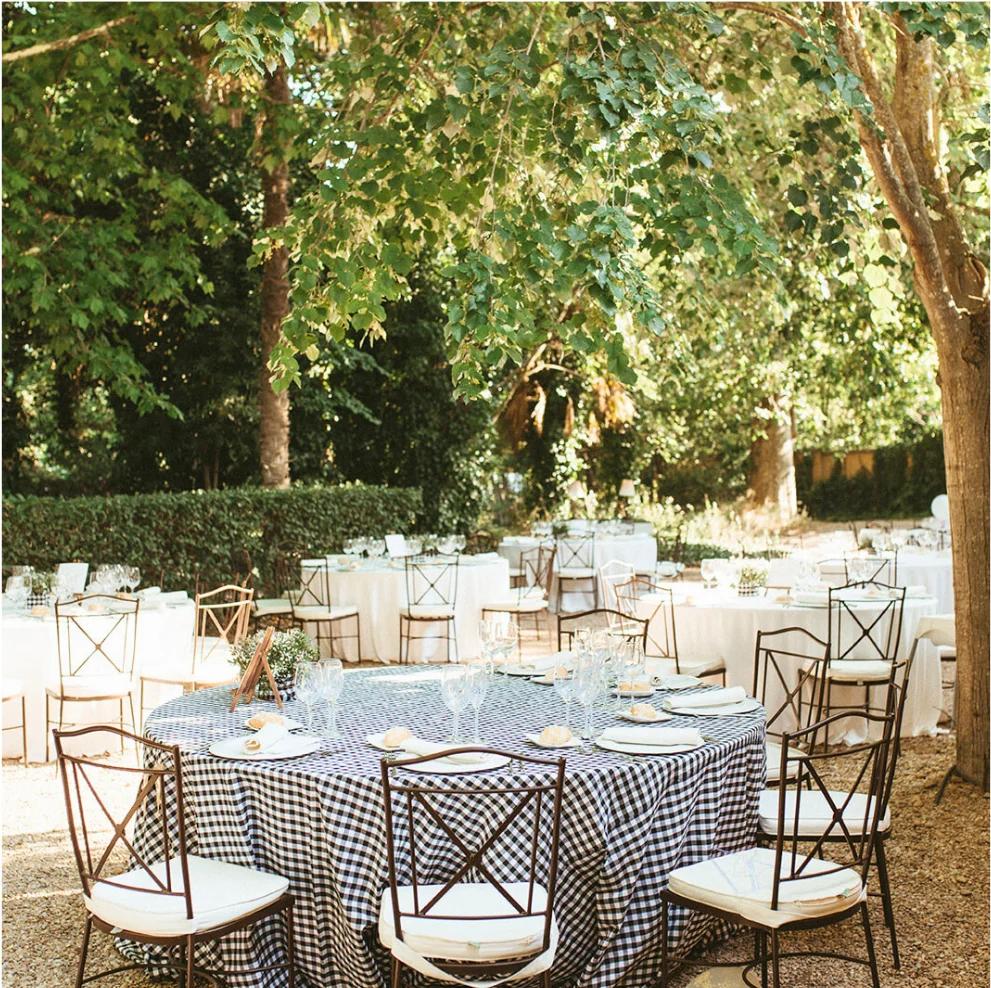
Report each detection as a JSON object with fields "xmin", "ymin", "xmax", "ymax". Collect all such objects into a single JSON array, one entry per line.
[
  {"xmin": 291, "ymin": 558, "xmax": 328, "ymax": 610},
  {"xmin": 827, "ymin": 582, "xmax": 905, "ymax": 662},
  {"xmin": 773, "ymin": 711, "xmax": 894, "ymax": 911},
  {"xmin": 557, "ymin": 608, "xmax": 648, "ymax": 651},
  {"xmin": 844, "ymin": 553, "xmax": 897, "ymax": 586},
  {"xmin": 54, "ymin": 595, "xmax": 140, "ymax": 681},
  {"xmin": 193, "ymin": 584, "xmax": 253, "ymax": 667},
  {"xmin": 272, "ymin": 542, "xmax": 306, "ymax": 598},
  {"xmin": 404, "ymin": 554, "xmax": 459, "ymax": 608},
  {"xmin": 54, "ymin": 726, "xmax": 193, "ymax": 923},
  {"xmin": 753, "ymin": 627, "xmax": 830, "ymax": 748},
  {"xmin": 879, "ymin": 650, "xmax": 916, "ymax": 815},
  {"xmin": 598, "ymin": 560, "xmax": 636, "ymax": 611},
  {"xmin": 381, "ymin": 747, "xmax": 566, "ymax": 977},
  {"xmin": 515, "ymin": 545, "xmax": 555, "ymax": 602},
  {"xmin": 555, "ymin": 535, "xmax": 595, "ymax": 572},
  {"xmin": 615, "ymin": 577, "xmax": 677, "ymax": 662}
]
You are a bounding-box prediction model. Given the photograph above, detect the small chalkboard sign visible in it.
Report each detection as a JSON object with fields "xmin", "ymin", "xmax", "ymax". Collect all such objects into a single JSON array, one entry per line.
[{"xmin": 229, "ymin": 626, "xmax": 282, "ymax": 711}]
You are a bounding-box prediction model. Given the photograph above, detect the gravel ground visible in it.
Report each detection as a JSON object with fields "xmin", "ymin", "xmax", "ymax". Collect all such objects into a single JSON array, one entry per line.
[{"xmin": 3, "ymin": 699, "xmax": 986, "ymax": 987}]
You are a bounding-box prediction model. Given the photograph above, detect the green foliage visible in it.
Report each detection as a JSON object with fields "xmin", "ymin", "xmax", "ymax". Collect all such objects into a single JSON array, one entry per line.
[
  {"xmin": 232, "ymin": 628, "xmax": 317, "ymax": 682},
  {"xmin": 1, "ymin": 484, "xmax": 422, "ymax": 595}
]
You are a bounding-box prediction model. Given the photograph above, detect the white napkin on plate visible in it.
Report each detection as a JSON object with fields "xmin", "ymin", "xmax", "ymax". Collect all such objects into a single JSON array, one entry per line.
[
  {"xmin": 794, "ymin": 591, "xmax": 829, "ymax": 605},
  {"xmin": 520, "ymin": 651, "xmax": 575, "ymax": 674},
  {"xmin": 400, "ymin": 738, "xmax": 485, "ymax": 764},
  {"xmin": 663, "ymin": 686, "xmax": 747, "ymax": 710},
  {"xmin": 243, "ymin": 722, "xmax": 288, "ymax": 753},
  {"xmin": 600, "ymin": 727, "xmax": 703, "ymax": 747}
]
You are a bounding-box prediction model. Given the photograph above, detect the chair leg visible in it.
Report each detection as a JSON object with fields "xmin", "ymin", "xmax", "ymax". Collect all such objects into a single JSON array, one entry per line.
[
  {"xmin": 451, "ymin": 618, "xmax": 459, "ymax": 664},
  {"xmin": 139, "ymin": 679, "xmax": 146, "ymax": 733},
  {"xmin": 770, "ymin": 929, "xmax": 780, "ymax": 988},
  {"xmin": 875, "ymin": 838, "xmax": 900, "ymax": 969},
  {"xmin": 186, "ymin": 934, "xmax": 195, "ymax": 988},
  {"xmin": 759, "ymin": 929, "xmax": 768, "ymax": 988},
  {"xmin": 286, "ymin": 902, "xmax": 296, "ymax": 988},
  {"xmin": 390, "ymin": 955, "xmax": 402, "ymax": 988},
  {"xmin": 20, "ymin": 696, "xmax": 27, "ymax": 764},
  {"xmin": 74, "ymin": 915, "xmax": 92, "ymax": 988},
  {"xmin": 861, "ymin": 900, "xmax": 881, "ymax": 988},
  {"xmin": 45, "ymin": 695, "xmax": 52, "ymax": 764},
  {"xmin": 119, "ymin": 698, "xmax": 125, "ymax": 751},
  {"xmin": 660, "ymin": 896, "xmax": 669, "ymax": 987},
  {"xmin": 355, "ymin": 614, "xmax": 362, "ymax": 662}
]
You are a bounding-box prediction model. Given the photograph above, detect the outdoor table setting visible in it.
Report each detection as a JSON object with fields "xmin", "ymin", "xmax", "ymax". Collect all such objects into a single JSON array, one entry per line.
[
  {"xmin": 817, "ymin": 547, "xmax": 954, "ymax": 611},
  {"xmin": 300, "ymin": 552, "xmax": 510, "ymax": 663},
  {"xmin": 136, "ymin": 652, "xmax": 766, "ymax": 988}
]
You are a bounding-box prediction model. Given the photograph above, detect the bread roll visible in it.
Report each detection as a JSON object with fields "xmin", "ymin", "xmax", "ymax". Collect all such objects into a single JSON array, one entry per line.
[
  {"xmin": 383, "ymin": 726, "xmax": 412, "ymax": 749},
  {"xmin": 538, "ymin": 725, "xmax": 573, "ymax": 746},
  {"xmin": 247, "ymin": 711, "xmax": 285, "ymax": 730},
  {"xmin": 629, "ymin": 703, "xmax": 658, "ymax": 720}
]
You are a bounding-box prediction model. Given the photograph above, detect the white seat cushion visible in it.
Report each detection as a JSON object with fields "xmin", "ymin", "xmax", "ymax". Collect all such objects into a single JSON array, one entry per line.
[
  {"xmin": 402, "ymin": 605, "xmax": 456, "ymax": 620},
  {"xmin": 378, "ymin": 882, "xmax": 554, "ymax": 963},
  {"xmin": 253, "ymin": 598, "xmax": 293, "ymax": 616},
  {"xmin": 764, "ymin": 742, "xmax": 803, "ymax": 783},
  {"xmin": 825, "ymin": 660, "xmax": 892, "ymax": 682},
  {"xmin": 758, "ymin": 789, "xmax": 890, "ymax": 837},
  {"xmin": 2, "ymin": 678, "xmax": 25, "ymax": 700},
  {"xmin": 668, "ymin": 847, "xmax": 865, "ymax": 929},
  {"xmin": 85, "ymin": 854, "xmax": 288, "ymax": 937},
  {"xmin": 292, "ymin": 604, "xmax": 358, "ymax": 621},
  {"xmin": 49, "ymin": 674, "xmax": 133, "ymax": 699},
  {"xmin": 679, "ymin": 657, "xmax": 726, "ymax": 677},
  {"xmin": 484, "ymin": 597, "xmax": 548, "ymax": 613},
  {"xmin": 141, "ymin": 659, "xmax": 237, "ymax": 688},
  {"xmin": 558, "ymin": 567, "xmax": 595, "ymax": 579}
]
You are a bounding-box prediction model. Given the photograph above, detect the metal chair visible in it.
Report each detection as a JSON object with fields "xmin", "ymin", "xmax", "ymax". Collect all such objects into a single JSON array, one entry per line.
[
  {"xmin": 379, "ymin": 746, "xmax": 565, "ymax": 988},
  {"xmin": 555, "ymin": 535, "xmax": 597, "ymax": 610},
  {"xmin": 598, "ymin": 559, "xmax": 635, "ymax": 613},
  {"xmin": 288, "ymin": 558, "xmax": 361, "ymax": 661},
  {"xmin": 46, "ymin": 595, "xmax": 139, "ymax": 763},
  {"xmin": 844, "ymin": 553, "xmax": 898, "ymax": 585},
  {"xmin": 399, "ymin": 554, "xmax": 460, "ymax": 664},
  {"xmin": 482, "ymin": 544, "xmax": 555, "ymax": 647},
  {"xmin": 659, "ymin": 711, "xmax": 894, "ymax": 988},
  {"xmin": 2, "ymin": 679, "xmax": 27, "ymax": 763},
  {"xmin": 250, "ymin": 542, "xmax": 303, "ymax": 629},
  {"xmin": 54, "ymin": 726, "xmax": 295, "ymax": 988},
  {"xmin": 557, "ymin": 607, "xmax": 648, "ymax": 651}
]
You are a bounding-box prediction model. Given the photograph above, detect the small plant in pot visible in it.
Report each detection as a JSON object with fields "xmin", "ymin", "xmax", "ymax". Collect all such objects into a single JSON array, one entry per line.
[
  {"xmin": 736, "ymin": 565, "xmax": 768, "ymax": 597},
  {"xmin": 232, "ymin": 628, "xmax": 318, "ymax": 700}
]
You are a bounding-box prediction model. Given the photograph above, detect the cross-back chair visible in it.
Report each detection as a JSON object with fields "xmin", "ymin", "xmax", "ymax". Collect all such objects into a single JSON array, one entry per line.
[
  {"xmin": 139, "ymin": 585, "xmax": 253, "ymax": 729},
  {"xmin": 54, "ymin": 726, "xmax": 295, "ymax": 988},
  {"xmin": 46, "ymin": 595, "xmax": 139, "ymax": 762},
  {"xmin": 251, "ymin": 541, "xmax": 305, "ymax": 629},
  {"xmin": 660, "ymin": 711, "xmax": 894, "ymax": 988},
  {"xmin": 844, "ymin": 553, "xmax": 898, "ymax": 586},
  {"xmin": 482, "ymin": 545, "xmax": 555, "ymax": 648},
  {"xmin": 2, "ymin": 678, "xmax": 27, "ymax": 763},
  {"xmin": 554, "ymin": 535, "xmax": 597, "ymax": 611},
  {"xmin": 752, "ymin": 627, "xmax": 830, "ymax": 784},
  {"xmin": 614, "ymin": 578, "xmax": 726, "ymax": 685},
  {"xmin": 288, "ymin": 558, "xmax": 361, "ymax": 661},
  {"xmin": 400, "ymin": 554, "xmax": 460, "ymax": 664},
  {"xmin": 557, "ymin": 607, "xmax": 648, "ymax": 652},
  {"xmin": 379, "ymin": 747, "xmax": 566, "ymax": 988},
  {"xmin": 598, "ymin": 559, "xmax": 636, "ymax": 614}
]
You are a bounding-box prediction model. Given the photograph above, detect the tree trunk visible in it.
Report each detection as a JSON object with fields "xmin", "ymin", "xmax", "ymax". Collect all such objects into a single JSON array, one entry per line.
[
  {"xmin": 259, "ymin": 62, "xmax": 291, "ymax": 489},
  {"xmin": 748, "ymin": 394, "xmax": 797, "ymax": 518}
]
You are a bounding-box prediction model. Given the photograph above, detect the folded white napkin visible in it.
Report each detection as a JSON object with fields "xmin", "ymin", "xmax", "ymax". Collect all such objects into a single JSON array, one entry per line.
[
  {"xmin": 600, "ymin": 727, "xmax": 703, "ymax": 747},
  {"xmin": 243, "ymin": 722, "xmax": 288, "ymax": 753},
  {"xmin": 794, "ymin": 591, "xmax": 829, "ymax": 605},
  {"xmin": 400, "ymin": 738, "xmax": 485, "ymax": 764},
  {"xmin": 521, "ymin": 651, "xmax": 575, "ymax": 674},
  {"xmin": 470, "ymin": 552, "xmax": 501, "ymax": 561},
  {"xmin": 663, "ymin": 686, "xmax": 747, "ymax": 710},
  {"xmin": 905, "ymin": 585, "xmax": 930, "ymax": 598},
  {"xmin": 160, "ymin": 590, "xmax": 189, "ymax": 605},
  {"xmin": 138, "ymin": 586, "xmax": 162, "ymax": 597}
]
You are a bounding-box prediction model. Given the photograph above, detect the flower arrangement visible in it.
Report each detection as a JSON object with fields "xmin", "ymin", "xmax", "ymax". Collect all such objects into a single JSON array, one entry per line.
[
  {"xmin": 232, "ymin": 628, "xmax": 318, "ymax": 691},
  {"xmin": 736, "ymin": 565, "xmax": 768, "ymax": 596}
]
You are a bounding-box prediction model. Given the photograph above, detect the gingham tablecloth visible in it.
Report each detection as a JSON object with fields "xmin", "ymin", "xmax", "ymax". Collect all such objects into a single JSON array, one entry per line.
[{"xmin": 135, "ymin": 668, "xmax": 765, "ymax": 988}]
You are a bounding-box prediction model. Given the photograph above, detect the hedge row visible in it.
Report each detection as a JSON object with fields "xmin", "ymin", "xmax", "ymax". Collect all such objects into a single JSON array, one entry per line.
[{"xmin": 2, "ymin": 485, "xmax": 422, "ymax": 596}]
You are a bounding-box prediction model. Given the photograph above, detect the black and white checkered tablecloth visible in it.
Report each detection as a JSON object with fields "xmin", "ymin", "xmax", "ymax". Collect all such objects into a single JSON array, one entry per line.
[{"xmin": 134, "ymin": 668, "xmax": 765, "ymax": 988}]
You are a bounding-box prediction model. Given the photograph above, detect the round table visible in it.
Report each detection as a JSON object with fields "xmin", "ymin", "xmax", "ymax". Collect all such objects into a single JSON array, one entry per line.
[
  {"xmin": 138, "ymin": 670, "xmax": 765, "ymax": 988},
  {"xmin": 1, "ymin": 599, "xmax": 195, "ymax": 761},
  {"xmin": 498, "ymin": 536, "xmax": 658, "ymax": 611},
  {"xmin": 819, "ymin": 549, "xmax": 954, "ymax": 612},
  {"xmin": 300, "ymin": 556, "xmax": 511, "ymax": 663},
  {"xmin": 638, "ymin": 584, "xmax": 940, "ymax": 739}
]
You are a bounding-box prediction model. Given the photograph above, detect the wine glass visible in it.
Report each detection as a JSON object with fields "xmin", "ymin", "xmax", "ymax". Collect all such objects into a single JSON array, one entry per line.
[
  {"xmin": 5, "ymin": 574, "xmax": 30, "ymax": 610},
  {"xmin": 552, "ymin": 663, "xmax": 576, "ymax": 728},
  {"xmin": 465, "ymin": 660, "xmax": 488, "ymax": 742},
  {"xmin": 454, "ymin": 535, "xmax": 466, "ymax": 553},
  {"xmin": 124, "ymin": 566, "xmax": 140, "ymax": 594},
  {"xmin": 617, "ymin": 640, "xmax": 646, "ymax": 707},
  {"xmin": 317, "ymin": 658, "xmax": 344, "ymax": 738},
  {"xmin": 407, "ymin": 537, "xmax": 423, "ymax": 556},
  {"xmin": 573, "ymin": 626, "xmax": 592, "ymax": 656},
  {"xmin": 477, "ymin": 620, "xmax": 498, "ymax": 669},
  {"xmin": 294, "ymin": 661, "xmax": 321, "ymax": 732},
  {"xmin": 699, "ymin": 558, "xmax": 718, "ymax": 589},
  {"xmin": 574, "ymin": 656, "xmax": 601, "ymax": 740},
  {"xmin": 496, "ymin": 622, "xmax": 519, "ymax": 666},
  {"xmin": 440, "ymin": 666, "xmax": 468, "ymax": 743}
]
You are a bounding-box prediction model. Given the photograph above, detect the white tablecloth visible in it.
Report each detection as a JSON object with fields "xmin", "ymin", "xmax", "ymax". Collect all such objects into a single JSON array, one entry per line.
[
  {"xmin": 638, "ymin": 584, "xmax": 940, "ymax": 739},
  {"xmin": 498, "ymin": 535, "xmax": 657, "ymax": 611},
  {"xmin": 300, "ymin": 556, "xmax": 510, "ymax": 663},
  {"xmin": 819, "ymin": 549, "xmax": 954, "ymax": 612},
  {"xmin": 1, "ymin": 601, "xmax": 196, "ymax": 761}
]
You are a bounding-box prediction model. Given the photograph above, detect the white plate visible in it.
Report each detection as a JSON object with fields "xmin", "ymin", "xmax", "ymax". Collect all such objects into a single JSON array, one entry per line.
[
  {"xmin": 653, "ymin": 674, "xmax": 703, "ymax": 690},
  {"xmin": 595, "ymin": 738, "xmax": 701, "ymax": 755},
  {"xmin": 530, "ymin": 674, "xmax": 571, "ymax": 685},
  {"xmin": 208, "ymin": 736, "xmax": 322, "ymax": 761},
  {"xmin": 366, "ymin": 733, "xmax": 416, "ymax": 752},
  {"xmin": 616, "ymin": 710, "xmax": 673, "ymax": 724},
  {"xmin": 392, "ymin": 752, "xmax": 511, "ymax": 775},
  {"xmin": 244, "ymin": 716, "xmax": 304, "ymax": 731},
  {"xmin": 611, "ymin": 688, "xmax": 655, "ymax": 699},
  {"xmin": 664, "ymin": 698, "xmax": 762, "ymax": 717},
  {"xmin": 525, "ymin": 733, "xmax": 582, "ymax": 749},
  {"xmin": 504, "ymin": 665, "xmax": 554, "ymax": 677}
]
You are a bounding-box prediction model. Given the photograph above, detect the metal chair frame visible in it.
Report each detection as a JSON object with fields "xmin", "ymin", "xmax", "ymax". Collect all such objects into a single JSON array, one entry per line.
[
  {"xmin": 380, "ymin": 746, "xmax": 565, "ymax": 988},
  {"xmin": 399, "ymin": 554, "xmax": 460, "ymax": 665},
  {"xmin": 658, "ymin": 711, "xmax": 894, "ymax": 988},
  {"xmin": 843, "ymin": 553, "xmax": 898, "ymax": 586},
  {"xmin": 2, "ymin": 689, "xmax": 27, "ymax": 764},
  {"xmin": 47, "ymin": 595, "xmax": 139, "ymax": 763},
  {"xmin": 482, "ymin": 545, "xmax": 556, "ymax": 647},
  {"xmin": 556, "ymin": 608, "xmax": 648, "ymax": 651},
  {"xmin": 554, "ymin": 535, "xmax": 598, "ymax": 610},
  {"xmin": 54, "ymin": 726, "xmax": 295, "ymax": 988},
  {"xmin": 288, "ymin": 559, "xmax": 362, "ymax": 662}
]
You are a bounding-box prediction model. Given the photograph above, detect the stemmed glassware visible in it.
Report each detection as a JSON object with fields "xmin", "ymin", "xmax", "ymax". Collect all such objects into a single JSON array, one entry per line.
[
  {"xmin": 453, "ymin": 535, "xmax": 466, "ymax": 553},
  {"xmin": 700, "ymin": 559, "xmax": 718, "ymax": 590},
  {"xmin": 574, "ymin": 655, "xmax": 602, "ymax": 740},
  {"xmin": 552, "ymin": 663, "xmax": 577, "ymax": 728},
  {"xmin": 317, "ymin": 658, "xmax": 344, "ymax": 738},
  {"xmin": 440, "ymin": 665, "xmax": 468, "ymax": 743},
  {"xmin": 368, "ymin": 539, "xmax": 386, "ymax": 562},
  {"xmin": 465, "ymin": 660, "xmax": 488, "ymax": 742},
  {"xmin": 123, "ymin": 566, "xmax": 140, "ymax": 594},
  {"xmin": 5, "ymin": 574, "xmax": 30, "ymax": 610},
  {"xmin": 617, "ymin": 640, "xmax": 646, "ymax": 708},
  {"xmin": 294, "ymin": 661, "xmax": 321, "ymax": 732},
  {"xmin": 477, "ymin": 620, "xmax": 498, "ymax": 670}
]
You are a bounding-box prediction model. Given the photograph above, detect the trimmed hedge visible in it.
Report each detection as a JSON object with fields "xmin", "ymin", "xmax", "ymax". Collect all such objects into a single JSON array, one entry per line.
[{"xmin": 2, "ymin": 485, "xmax": 422, "ymax": 596}]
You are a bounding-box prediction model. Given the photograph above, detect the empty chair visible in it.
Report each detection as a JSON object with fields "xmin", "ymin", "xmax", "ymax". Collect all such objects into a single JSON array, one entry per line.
[
  {"xmin": 752, "ymin": 627, "xmax": 829, "ymax": 784},
  {"xmin": 910, "ymin": 613, "xmax": 956, "ymax": 725},
  {"xmin": 54, "ymin": 726, "xmax": 295, "ymax": 988},
  {"xmin": 2, "ymin": 679, "xmax": 27, "ymax": 763},
  {"xmin": 482, "ymin": 544, "xmax": 555, "ymax": 646},
  {"xmin": 557, "ymin": 607, "xmax": 648, "ymax": 651},
  {"xmin": 288, "ymin": 558, "xmax": 361, "ymax": 661},
  {"xmin": 658, "ymin": 711, "xmax": 894, "ymax": 988},
  {"xmin": 614, "ymin": 577, "xmax": 726, "ymax": 685},
  {"xmin": 555, "ymin": 535, "xmax": 597, "ymax": 610},
  {"xmin": 139, "ymin": 585, "xmax": 253, "ymax": 727},
  {"xmin": 46, "ymin": 594, "xmax": 139, "ymax": 762},
  {"xmin": 399, "ymin": 554, "xmax": 460, "ymax": 664},
  {"xmin": 844, "ymin": 553, "xmax": 897, "ymax": 585},
  {"xmin": 251, "ymin": 542, "xmax": 303, "ymax": 627},
  {"xmin": 379, "ymin": 746, "xmax": 565, "ymax": 988},
  {"xmin": 598, "ymin": 559, "xmax": 635, "ymax": 612}
]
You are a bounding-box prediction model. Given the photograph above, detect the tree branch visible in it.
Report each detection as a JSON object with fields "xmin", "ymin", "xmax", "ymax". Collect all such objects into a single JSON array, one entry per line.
[
  {"xmin": 2, "ymin": 16, "xmax": 132, "ymax": 63},
  {"xmin": 712, "ymin": 3, "xmax": 807, "ymax": 37}
]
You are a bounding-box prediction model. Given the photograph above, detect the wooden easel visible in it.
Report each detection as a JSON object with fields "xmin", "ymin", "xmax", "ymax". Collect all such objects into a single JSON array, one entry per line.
[{"xmin": 229, "ymin": 626, "xmax": 283, "ymax": 711}]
